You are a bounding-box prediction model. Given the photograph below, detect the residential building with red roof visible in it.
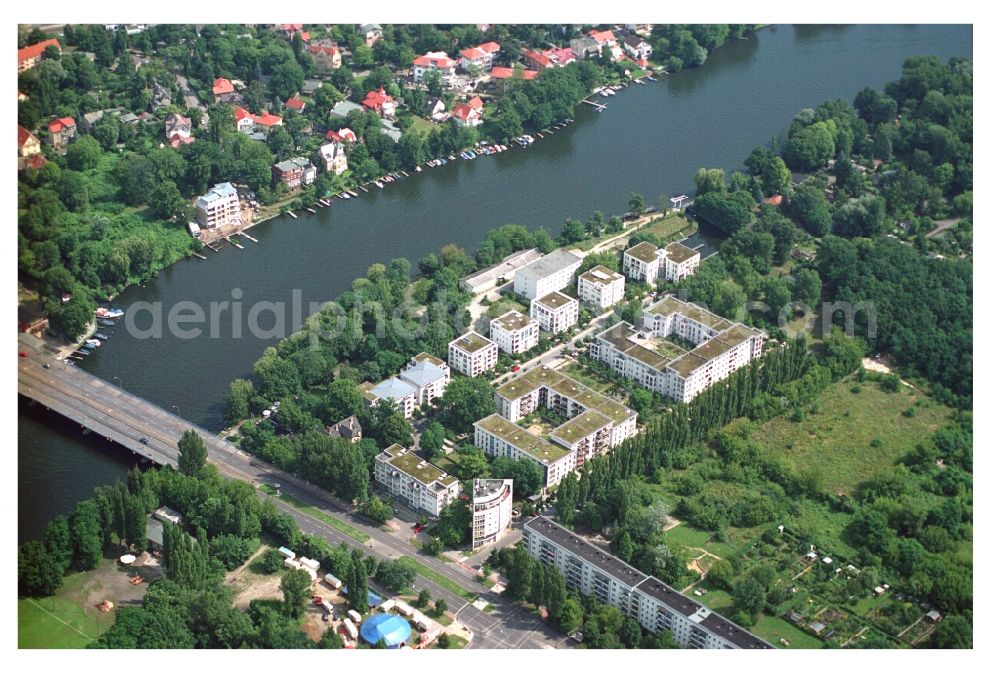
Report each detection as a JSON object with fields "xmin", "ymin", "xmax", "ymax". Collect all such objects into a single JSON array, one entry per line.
[
  {"xmin": 542, "ymin": 46, "xmax": 576, "ymax": 67},
  {"xmin": 326, "ymin": 128, "xmax": 358, "ymax": 145},
  {"xmin": 490, "ymin": 67, "xmax": 537, "ymax": 92},
  {"xmin": 523, "ymin": 49, "xmax": 552, "ymax": 71},
  {"xmin": 18, "ymin": 125, "xmax": 41, "ymax": 157},
  {"xmin": 25, "ymin": 154, "xmax": 47, "ymax": 171},
  {"xmin": 47, "ymin": 117, "xmax": 76, "ymax": 149},
  {"xmin": 18, "ymin": 91, "xmax": 28, "ymax": 102},
  {"xmin": 212, "ymin": 78, "xmax": 235, "ymax": 102},
  {"xmin": 253, "ymin": 111, "xmax": 283, "ymax": 129},
  {"xmin": 413, "ymin": 52, "xmax": 457, "ymax": 86},
  {"xmin": 452, "ymin": 102, "xmax": 482, "ymax": 128},
  {"xmin": 165, "ymin": 113, "xmax": 192, "ymax": 140},
  {"xmin": 285, "ymin": 96, "xmax": 307, "ymax": 112},
  {"xmin": 358, "ymin": 24, "xmax": 383, "ymax": 48},
  {"xmin": 361, "ymin": 86, "xmax": 396, "ymax": 119},
  {"xmin": 459, "ymin": 42, "xmax": 501, "ymax": 72},
  {"xmin": 18, "ymin": 38, "xmax": 61, "ymax": 73},
  {"xmin": 234, "ymin": 106, "xmax": 256, "ymax": 133},
  {"xmin": 307, "ymin": 39, "xmax": 342, "ymax": 71},
  {"xmin": 587, "ymin": 29, "xmax": 624, "ymax": 61}
]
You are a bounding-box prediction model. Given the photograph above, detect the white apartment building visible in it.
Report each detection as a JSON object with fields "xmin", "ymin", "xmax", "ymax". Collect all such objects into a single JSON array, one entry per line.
[
  {"xmin": 514, "ymin": 249, "xmax": 584, "ymax": 300},
  {"xmin": 398, "ymin": 352, "xmax": 451, "ymax": 406},
  {"xmin": 471, "ymin": 478, "xmax": 513, "ymax": 549},
  {"xmin": 448, "ymin": 332, "xmax": 498, "ymax": 377},
  {"xmin": 530, "ymin": 291, "xmax": 579, "ymax": 334},
  {"xmin": 360, "ymin": 377, "xmax": 417, "ymax": 418},
  {"xmin": 622, "ymin": 241, "xmax": 701, "ymax": 284},
  {"xmin": 490, "ymin": 311, "xmax": 540, "ymax": 355},
  {"xmin": 474, "ymin": 414, "xmax": 577, "ymax": 489},
  {"xmin": 524, "ymin": 516, "xmax": 772, "ymax": 649},
  {"xmin": 577, "ymin": 265, "xmax": 625, "ymax": 309},
  {"xmin": 590, "ymin": 296, "xmax": 765, "ymax": 403},
  {"xmin": 374, "ymin": 444, "xmax": 460, "ymax": 517},
  {"xmin": 413, "ymin": 52, "xmax": 458, "ymax": 86},
  {"xmin": 195, "ymin": 182, "xmax": 242, "ymax": 229}
]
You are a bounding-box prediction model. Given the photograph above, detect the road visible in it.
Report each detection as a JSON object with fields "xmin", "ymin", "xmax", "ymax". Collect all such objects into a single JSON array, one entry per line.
[{"xmin": 17, "ymin": 339, "xmax": 572, "ymax": 649}]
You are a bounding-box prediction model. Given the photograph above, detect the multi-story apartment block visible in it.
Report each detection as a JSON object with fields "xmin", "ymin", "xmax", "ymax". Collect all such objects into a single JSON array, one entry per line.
[
  {"xmin": 398, "ymin": 352, "xmax": 451, "ymax": 406},
  {"xmin": 577, "ymin": 265, "xmax": 626, "ymax": 309},
  {"xmin": 47, "ymin": 117, "xmax": 76, "ymax": 150},
  {"xmin": 530, "ymin": 291, "xmax": 579, "ymax": 334},
  {"xmin": 195, "ymin": 182, "xmax": 242, "ymax": 229},
  {"xmin": 514, "ymin": 249, "xmax": 584, "ymax": 300},
  {"xmin": 524, "ymin": 516, "xmax": 772, "ymax": 649},
  {"xmin": 18, "ymin": 39, "xmax": 61, "ymax": 73},
  {"xmin": 448, "ymin": 332, "xmax": 498, "ymax": 377},
  {"xmin": 623, "ymin": 241, "xmax": 701, "ymax": 284},
  {"xmin": 490, "ymin": 311, "xmax": 540, "ymax": 355},
  {"xmin": 360, "ymin": 377, "xmax": 417, "ymax": 418},
  {"xmin": 374, "ymin": 444, "xmax": 459, "ymax": 516},
  {"xmin": 474, "ymin": 414, "xmax": 577, "ymax": 490},
  {"xmin": 590, "ymin": 296, "xmax": 765, "ymax": 403},
  {"xmin": 471, "ymin": 478, "xmax": 513, "ymax": 550},
  {"xmin": 413, "ymin": 52, "xmax": 458, "ymax": 86},
  {"xmin": 459, "ymin": 42, "xmax": 500, "ymax": 72}
]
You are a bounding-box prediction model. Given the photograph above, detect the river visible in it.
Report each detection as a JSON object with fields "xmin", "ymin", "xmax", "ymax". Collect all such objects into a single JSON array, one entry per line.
[{"xmin": 18, "ymin": 24, "xmax": 972, "ymax": 542}]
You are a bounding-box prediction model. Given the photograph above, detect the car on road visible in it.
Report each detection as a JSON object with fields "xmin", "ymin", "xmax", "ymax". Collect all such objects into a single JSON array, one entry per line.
[
  {"xmin": 42, "ymin": 363, "xmax": 50, "ymax": 369},
  {"xmin": 139, "ymin": 437, "xmax": 149, "ymax": 445}
]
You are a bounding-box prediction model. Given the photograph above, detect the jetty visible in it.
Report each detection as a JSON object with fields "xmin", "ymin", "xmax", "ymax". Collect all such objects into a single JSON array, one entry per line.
[
  {"xmin": 192, "ymin": 251, "xmax": 208, "ymax": 260},
  {"xmin": 239, "ymin": 231, "xmax": 258, "ymax": 243},
  {"xmin": 204, "ymin": 241, "xmax": 222, "ymax": 252},
  {"xmin": 287, "ymin": 210, "xmax": 298, "ymax": 218},
  {"xmin": 305, "ymin": 207, "xmax": 316, "ymax": 213},
  {"xmin": 401, "ymin": 170, "xmax": 409, "ymax": 177},
  {"xmin": 582, "ymin": 99, "xmax": 607, "ymax": 112},
  {"xmin": 360, "ymin": 185, "xmax": 369, "ymax": 193},
  {"xmin": 347, "ymin": 190, "xmax": 359, "ymax": 197},
  {"xmin": 228, "ymin": 238, "xmax": 244, "ymax": 250}
]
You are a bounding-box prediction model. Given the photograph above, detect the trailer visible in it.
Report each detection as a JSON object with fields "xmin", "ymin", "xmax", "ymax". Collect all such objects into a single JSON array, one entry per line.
[
  {"xmin": 324, "ymin": 574, "xmax": 343, "ymax": 590},
  {"xmin": 283, "ymin": 558, "xmax": 302, "ymax": 570},
  {"xmin": 347, "ymin": 609, "xmax": 362, "ymax": 624},
  {"xmin": 321, "ymin": 599, "xmax": 335, "ymax": 614},
  {"xmin": 298, "ymin": 556, "xmax": 320, "ymax": 571},
  {"xmin": 342, "ymin": 618, "xmax": 359, "ymax": 640},
  {"xmin": 278, "ymin": 546, "xmax": 295, "ymax": 559}
]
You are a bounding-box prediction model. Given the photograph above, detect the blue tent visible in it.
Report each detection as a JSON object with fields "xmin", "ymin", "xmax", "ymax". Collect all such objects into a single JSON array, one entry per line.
[
  {"xmin": 342, "ymin": 587, "xmax": 383, "ymax": 608},
  {"xmin": 360, "ymin": 614, "xmax": 412, "ymax": 647}
]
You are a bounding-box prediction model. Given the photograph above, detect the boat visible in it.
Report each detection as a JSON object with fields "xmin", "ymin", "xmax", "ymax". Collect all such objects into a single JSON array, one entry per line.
[
  {"xmin": 288, "ymin": 210, "xmax": 297, "ymax": 218},
  {"xmin": 305, "ymin": 207, "xmax": 316, "ymax": 214},
  {"xmin": 75, "ymin": 348, "xmax": 91, "ymax": 356},
  {"xmin": 607, "ymin": 88, "xmax": 616, "ymax": 96},
  {"xmin": 347, "ymin": 190, "xmax": 358, "ymax": 197},
  {"xmin": 636, "ymin": 78, "xmax": 646, "ymax": 85},
  {"xmin": 98, "ymin": 319, "xmax": 116, "ymax": 327},
  {"xmin": 95, "ymin": 308, "xmax": 124, "ymax": 319},
  {"xmin": 375, "ymin": 180, "xmax": 384, "ymax": 189},
  {"xmin": 85, "ymin": 340, "xmax": 100, "ymax": 349},
  {"xmin": 341, "ymin": 193, "xmax": 351, "ymax": 199},
  {"xmin": 415, "ymin": 166, "xmax": 422, "ymax": 172},
  {"xmin": 94, "ymin": 333, "xmax": 109, "ymax": 341},
  {"xmin": 647, "ymin": 75, "xmax": 657, "ymax": 82},
  {"xmin": 599, "ymin": 89, "xmax": 609, "ymax": 98}
]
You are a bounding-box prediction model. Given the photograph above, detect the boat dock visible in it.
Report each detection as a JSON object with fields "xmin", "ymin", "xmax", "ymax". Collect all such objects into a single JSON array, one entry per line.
[
  {"xmin": 305, "ymin": 207, "xmax": 316, "ymax": 213},
  {"xmin": 228, "ymin": 238, "xmax": 244, "ymax": 250},
  {"xmin": 360, "ymin": 185, "xmax": 369, "ymax": 193},
  {"xmin": 239, "ymin": 231, "xmax": 258, "ymax": 243},
  {"xmin": 204, "ymin": 241, "xmax": 222, "ymax": 252},
  {"xmin": 347, "ymin": 190, "xmax": 358, "ymax": 197},
  {"xmin": 582, "ymin": 99, "xmax": 607, "ymax": 111},
  {"xmin": 192, "ymin": 251, "xmax": 208, "ymax": 260}
]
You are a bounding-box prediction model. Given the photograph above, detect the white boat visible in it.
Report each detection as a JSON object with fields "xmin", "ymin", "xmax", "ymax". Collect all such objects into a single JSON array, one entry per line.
[
  {"xmin": 375, "ymin": 181, "xmax": 384, "ymax": 188},
  {"xmin": 288, "ymin": 210, "xmax": 298, "ymax": 218}
]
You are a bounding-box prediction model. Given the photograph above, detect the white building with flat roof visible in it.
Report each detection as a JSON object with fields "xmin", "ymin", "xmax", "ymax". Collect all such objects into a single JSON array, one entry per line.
[
  {"xmin": 374, "ymin": 444, "xmax": 459, "ymax": 516},
  {"xmin": 523, "ymin": 516, "xmax": 772, "ymax": 649},
  {"xmin": 474, "ymin": 415, "xmax": 577, "ymax": 489},
  {"xmin": 530, "ymin": 291, "xmax": 579, "ymax": 334},
  {"xmin": 623, "ymin": 241, "xmax": 701, "ymax": 284},
  {"xmin": 490, "ymin": 311, "xmax": 539, "ymax": 355},
  {"xmin": 448, "ymin": 332, "xmax": 498, "ymax": 377},
  {"xmin": 514, "ymin": 249, "xmax": 584, "ymax": 300},
  {"xmin": 398, "ymin": 352, "xmax": 450, "ymax": 406},
  {"xmin": 360, "ymin": 377, "xmax": 416, "ymax": 418},
  {"xmin": 471, "ymin": 478, "xmax": 513, "ymax": 549},
  {"xmin": 577, "ymin": 265, "xmax": 625, "ymax": 309},
  {"xmin": 195, "ymin": 182, "xmax": 242, "ymax": 229}
]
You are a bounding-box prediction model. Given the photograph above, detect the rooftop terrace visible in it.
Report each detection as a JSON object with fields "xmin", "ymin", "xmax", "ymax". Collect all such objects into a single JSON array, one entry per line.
[
  {"xmin": 624, "ymin": 241, "xmax": 659, "ymax": 264},
  {"xmin": 491, "ymin": 310, "xmax": 536, "ymax": 332},
  {"xmin": 380, "ymin": 444, "xmax": 458, "ymax": 487},
  {"xmin": 475, "ymin": 414, "xmax": 573, "ymax": 464},
  {"xmin": 451, "ymin": 331, "xmax": 494, "ymax": 354}
]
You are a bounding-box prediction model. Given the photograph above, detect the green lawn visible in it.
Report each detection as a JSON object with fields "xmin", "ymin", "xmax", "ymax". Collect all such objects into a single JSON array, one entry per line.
[
  {"xmin": 18, "ymin": 563, "xmax": 119, "ymax": 648},
  {"xmin": 744, "ymin": 379, "xmax": 951, "ymax": 495},
  {"xmin": 638, "ymin": 213, "xmax": 695, "ymax": 243},
  {"xmin": 664, "ymin": 523, "xmax": 738, "ymax": 559},
  {"xmin": 751, "ymin": 613, "xmax": 824, "ymax": 649},
  {"xmin": 397, "ymin": 556, "xmax": 476, "ymax": 601},
  {"xmin": 260, "ymin": 484, "xmax": 370, "ymax": 544}
]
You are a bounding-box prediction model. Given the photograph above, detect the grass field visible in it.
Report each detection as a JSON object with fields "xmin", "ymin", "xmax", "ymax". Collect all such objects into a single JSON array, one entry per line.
[
  {"xmin": 664, "ymin": 523, "xmax": 739, "ymax": 559},
  {"xmin": 397, "ymin": 556, "xmax": 477, "ymax": 601},
  {"xmin": 260, "ymin": 484, "xmax": 370, "ymax": 544},
  {"xmin": 744, "ymin": 379, "xmax": 951, "ymax": 495},
  {"xmin": 638, "ymin": 213, "xmax": 695, "ymax": 243},
  {"xmin": 751, "ymin": 614, "xmax": 824, "ymax": 649}
]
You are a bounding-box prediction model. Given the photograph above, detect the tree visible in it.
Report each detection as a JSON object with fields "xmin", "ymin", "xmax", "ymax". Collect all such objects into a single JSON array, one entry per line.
[
  {"xmin": 435, "ymin": 597, "xmax": 448, "ymax": 615},
  {"xmin": 224, "ymin": 378, "xmax": 255, "ymax": 425},
  {"xmin": 18, "ymin": 540, "xmax": 64, "ymax": 597},
  {"xmin": 792, "ymin": 269, "xmax": 821, "ymax": 309},
  {"xmin": 784, "ymin": 121, "xmax": 837, "ymax": 170},
  {"xmin": 375, "ymin": 559, "xmax": 417, "ymax": 593},
  {"xmin": 416, "ymin": 588, "xmax": 432, "ymax": 608},
  {"xmin": 435, "ymin": 498, "xmax": 471, "ymax": 547},
  {"xmin": 255, "ymin": 548, "xmax": 287, "ymax": 575},
  {"xmin": 281, "ymin": 568, "xmax": 312, "ymax": 618},
  {"xmin": 491, "ymin": 457, "xmax": 543, "ymax": 499},
  {"xmin": 437, "ymin": 632, "xmax": 451, "ymax": 648},
  {"xmin": 346, "ymin": 550, "xmax": 369, "ymax": 612},
  {"xmin": 177, "ymin": 429, "xmax": 208, "ymax": 476},
  {"xmin": 560, "ymin": 218, "xmax": 586, "ymax": 244},
  {"xmin": 65, "ymin": 135, "xmax": 101, "ymax": 171},
  {"xmin": 788, "ymin": 186, "xmax": 832, "ymax": 237},
  {"xmin": 931, "ymin": 614, "xmax": 972, "ymax": 649},
  {"xmin": 693, "ymin": 167, "xmax": 726, "ymax": 195},
  {"xmin": 210, "ymin": 534, "xmax": 258, "ymax": 570},
  {"xmin": 318, "ymin": 626, "xmax": 345, "ymax": 649},
  {"xmin": 420, "ymin": 421, "xmax": 446, "ymax": 459},
  {"xmin": 57, "ymin": 170, "xmax": 89, "ymax": 211},
  {"xmin": 359, "ymin": 496, "xmax": 393, "ymax": 524},
  {"xmin": 559, "ymin": 597, "xmax": 584, "ymax": 634},
  {"xmin": 440, "ymin": 378, "xmax": 495, "ymax": 433},
  {"xmin": 47, "ymin": 293, "xmax": 94, "ymax": 340},
  {"xmin": 628, "ymin": 192, "xmax": 646, "ymax": 216},
  {"xmin": 43, "ymin": 515, "xmax": 73, "ymax": 575},
  {"xmin": 69, "ymin": 500, "xmax": 103, "ymax": 570},
  {"xmin": 732, "ymin": 576, "xmax": 766, "ymax": 616}
]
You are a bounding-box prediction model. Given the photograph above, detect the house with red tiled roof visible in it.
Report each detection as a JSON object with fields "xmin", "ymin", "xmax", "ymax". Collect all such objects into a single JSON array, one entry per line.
[
  {"xmin": 234, "ymin": 106, "xmax": 256, "ymax": 133},
  {"xmin": 413, "ymin": 52, "xmax": 457, "ymax": 86},
  {"xmin": 361, "ymin": 86, "xmax": 396, "ymax": 119},
  {"xmin": 762, "ymin": 194, "xmax": 784, "ymax": 207},
  {"xmin": 212, "ymin": 78, "xmax": 235, "ymax": 102},
  {"xmin": 542, "ymin": 46, "xmax": 576, "ymax": 67},
  {"xmin": 18, "ymin": 125, "xmax": 41, "ymax": 157},
  {"xmin": 285, "ymin": 96, "xmax": 307, "ymax": 112},
  {"xmin": 459, "ymin": 42, "xmax": 501, "ymax": 72},
  {"xmin": 523, "ymin": 49, "xmax": 552, "ymax": 71},
  {"xmin": 490, "ymin": 67, "xmax": 537, "ymax": 92},
  {"xmin": 307, "ymin": 39, "xmax": 342, "ymax": 71},
  {"xmin": 326, "ymin": 127, "xmax": 357, "ymax": 145},
  {"xmin": 18, "ymin": 38, "xmax": 61, "ymax": 73},
  {"xmin": 253, "ymin": 111, "xmax": 283, "ymax": 129},
  {"xmin": 452, "ymin": 101, "xmax": 482, "ymax": 128},
  {"xmin": 47, "ymin": 117, "xmax": 76, "ymax": 149},
  {"xmin": 25, "ymin": 154, "xmax": 47, "ymax": 171},
  {"xmin": 587, "ymin": 29, "xmax": 624, "ymax": 61}
]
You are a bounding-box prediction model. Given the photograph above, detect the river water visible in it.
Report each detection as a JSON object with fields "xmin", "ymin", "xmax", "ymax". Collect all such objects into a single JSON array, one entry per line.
[{"xmin": 18, "ymin": 24, "xmax": 972, "ymax": 542}]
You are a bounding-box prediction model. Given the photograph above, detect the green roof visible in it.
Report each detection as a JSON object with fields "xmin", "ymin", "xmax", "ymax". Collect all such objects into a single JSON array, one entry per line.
[
  {"xmin": 491, "ymin": 310, "xmax": 535, "ymax": 332},
  {"xmin": 451, "ymin": 331, "xmax": 494, "ymax": 354},
  {"xmin": 534, "ymin": 291, "xmax": 576, "ymax": 310},
  {"xmin": 381, "ymin": 445, "xmax": 458, "ymax": 487},
  {"xmin": 625, "ymin": 241, "xmax": 660, "ymax": 264},
  {"xmin": 475, "ymin": 414, "xmax": 573, "ymax": 464},
  {"xmin": 551, "ymin": 410, "xmax": 613, "ymax": 445},
  {"xmin": 663, "ymin": 241, "xmax": 699, "ymax": 263},
  {"xmin": 646, "ymin": 296, "xmax": 732, "ymax": 331},
  {"xmin": 578, "ymin": 265, "xmax": 623, "ymax": 286}
]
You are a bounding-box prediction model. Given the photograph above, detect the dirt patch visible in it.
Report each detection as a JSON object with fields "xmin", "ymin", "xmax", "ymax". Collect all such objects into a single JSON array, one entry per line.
[
  {"xmin": 81, "ymin": 554, "xmax": 164, "ymax": 612},
  {"xmin": 862, "ymin": 357, "xmax": 893, "ymax": 375},
  {"xmin": 228, "ymin": 570, "xmax": 283, "ymax": 611}
]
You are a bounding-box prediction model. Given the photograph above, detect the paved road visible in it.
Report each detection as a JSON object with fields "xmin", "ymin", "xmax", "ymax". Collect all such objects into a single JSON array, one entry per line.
[{"xmin": 17, "ymin": 340, "xmax": 572, "ymax": 649}]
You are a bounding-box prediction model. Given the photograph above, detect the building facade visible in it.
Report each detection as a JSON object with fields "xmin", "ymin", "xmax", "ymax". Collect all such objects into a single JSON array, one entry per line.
[
  {"xmin": 195, "ymin": 182, "xmax": 242, "ymax": 229},
  {"xmin": 490, "ymin": 310, "xmax": 540, "ymax": 355},
  {"xmin": 448, "ymin": 332, "xmax": 498, "ymax": 377},
  {"xmin": 523, "ymin": 517, "xmax": 772, "ymax": 649},
  {"xmin": 413, "ymin": 52, "xmax": 457, "ymax": 86},
  {"xmin": 374, "ymin": 444, "xmax": 459, "ymax": 517},
  {"xmin": 623, "ymin": 241, "xmax": 701, "ymax": 284},
  {"xmin": 472, "ymin": 478, "xmax": 513, "ymax": 550},
  {"xmin": 590, "ymin": 296, "xmax": 765, "ymax": 403},
  {"xmin": 272, "ymin": 157, "xmax": 317, "ymax": 190},
  {"xmin": 474, "ymin": 415, "xmax": 577, "ymax": 490},
  {"xmin": 318, "ymin": 141, "xmax": 348, "ymax": 175},
  {"xmin": 18, "ymin": 39, "xmax": 61, "ymax": 72},
  {"xmin": 398, "ymin": 352, "xmax": 451, "ymax": 406},
  {"xmin": 513, "ymin": 249, "xmax": 584, "ymax": 300},
  {"xmin": 530, "ymin": 291, "xmax": 579, "ymax": 334},
  {"xmin": 577, "ymin": 265, "xmax": 625, "ymax": 309}
]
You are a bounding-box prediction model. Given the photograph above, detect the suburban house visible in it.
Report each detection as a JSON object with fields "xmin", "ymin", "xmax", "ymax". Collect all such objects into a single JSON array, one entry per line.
[
  {"xmin": 17, "ymin": 125, "xmax": 41, "ymax": 158},
  {"xmin": 284, "ymin": 96, "xmax": 307, "ymax": 112},
  {"xmin": 361, "ymin": 86, "xmax": 396, "ymax": 119},
  {"xmin": 490, "ymin": 310, "xmax": 540, "ymax": 355},
  {"xmin": 326, "ymin": 414, "xmax": 362, "ymax": 442},
  {"xmin": 253, "ymin": 111, "xmax": 283, "ymax": 131},
  {"xmin": 165, "ymin": 113, "xmax": 193, "ymax": 148},
  {"xmin": 18, "ymin": 38, "xmax": 61, "ymax": 73},
  {"xmin": 413, "ymin": 52, "xmax": 458, "ymax": 86},
  {"xmin": 307, "ymin": 39, "xmax": 342, "ymax": 70},
  {"xmin": 326, "ymin": 127, "xmax": 357, "ymax": 145},
  {"xmin": 448, "ymin": 332, "xmax": 499, "ymax": 377},
  {"xmin": 272, "ymin": 157, "xmax": 317, "ymax": 190},
  {"xmin": 398, "ymin": 353, "xmax": 451, "ymax": 406},
  {"xmin": 46, "ymin": 117, "xmax": 76, "ymax": 149},
  {"xmin": 330, "ymin": 100, "xmax": 363, "ymax": 121},
  {"xmin": 452, "ymin": 98, "xmax": 482, "ymax": 127},
  {"xmin": 427, "ymin": 97, "xmax": 449, "ymax": 122},
  {"xmin": 490, "ymin": 66, "xmax": 538, "ymax": 91},
  {"xmin": 195, "ymin": 182, "xmax": 242, "ymax": 230},
  {"xmin": 530, "ymin": 291, "xmax": 580, "ymax": 334},
  {"xmin": 358, "ymin": 23, "xmax": 383, "ymax": 48},
  {"xmin": 234, "ymin": 106, "xmax": 256, "ymax": 133},
  {"xmin": 542, "ymin": 46, "xmax": 576, "ymax": 67},
  {"xmin": 577, "ymin": 265, "xmax": 626, "ymax": 309},
  {"xmin": 621, "ymin": 34, "xmax": 653, "ymax": 61},
  {"xmin": 212, "ymin": 77, "xmax": 235, "ymax": 102},
  {"xmin": 318, "ymin": 141, "xmax": 348, "ymax": 175},
  {"xmin": 523, "ymin": 49, "xmax": 552, "ymax": 71},
  {"xmin": 151, "ymin": 81, "xmax": 172, "ymax": 110},
  {"xmin": 513, "ymin": 248, "xmax": 584, "ymax": 300},
  {"xmin": 587, "ymin": 29, "xmax": 625, "ymax": 60},
  {"xmin": 459, "ymin": 41, "xmax": 500, "ymax": 71},
  {"xmin": 374, "ymin": 444, "xmax": 459, "ymax": 517},
  {"xmin": 569, "ymin": 36, "xmax": 601, "ymax": 60}
]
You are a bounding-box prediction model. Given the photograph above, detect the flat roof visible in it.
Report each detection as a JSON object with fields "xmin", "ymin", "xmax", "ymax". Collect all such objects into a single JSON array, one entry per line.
[
  {"xmin": 624, "ymin": 241, "xmax": 659, "ymax": 264},
  {"xmin": 701, "ymin": 612, "xmax": 774, "ymax": 649},
  {"xmin": 533, "ymin": 291, "xmax": 576, "ymax": 311},
  {"xmin": 450, "ymin": 331, "xmax": 494, "ymax": 354},
  {"xmin": 491, "ymin": 310, "xmax": 536, "ymax": 332},
  {"xmin": 475, "ymin": 414, "xmax": 572, "ymax": 464},
  {"xmin": 380, "ymin": 445, "xmax": 458, "ymax": 487},
  {"xmin": 578, "ymin": 265, "xmax": 623, "ymax": 286},
  {"xmin": 516, "ymin": 249, "xmax": 583, "ymax": 282},
  {"xmin": 663, "ymin": 241, "xmax": 699, "ymax": 263},
  {"xmin": 551, "ymin": 410, "xmax": 612, "ymax": 445},
  {"xmin": 525, "ymin": 516, "xmax": 648, "ymax": 588},
  {"xmin": 412, "ymin": 352, "xmax": 447, "ymax": 368},
  {"xmin": 645, "ymin": 296, "xmax": 732, "ymax": 331}
]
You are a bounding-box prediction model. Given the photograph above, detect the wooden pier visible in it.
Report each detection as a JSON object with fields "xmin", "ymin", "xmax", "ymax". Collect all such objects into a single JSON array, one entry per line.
[
  {"xmin": 239, "ymin": 231, "xmax": 258, "ymax": 243},
  {"xmin": 582, "ymin": 99, "xmax": 607, "ymax": 112}
]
